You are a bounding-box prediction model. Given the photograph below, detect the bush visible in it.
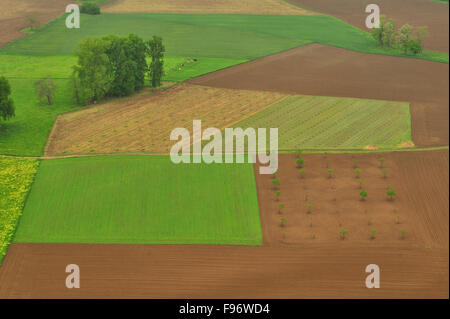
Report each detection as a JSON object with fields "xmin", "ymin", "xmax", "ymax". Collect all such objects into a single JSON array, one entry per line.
[{"xmin": 80, "ymin": 2, "xmax": 101, "ymax": 15}]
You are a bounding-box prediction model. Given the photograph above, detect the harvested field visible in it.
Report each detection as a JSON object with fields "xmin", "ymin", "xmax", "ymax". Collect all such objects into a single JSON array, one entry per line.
[
  {"xmin": 102, "ymin": 0, "xmax": 314, "ymax": 15},
  {"xmin": 0, "ymin": 0, "xmax": 71, "ymax": 48},
  {"xmin": 287, "ymin": 0, "xmax": 449, "ymax": 52},
  {"xmin": 0, "ymin": 243, "xmax": 447, "ymax": 298},
  {"xmin": 44, "ymin": 84, "xmax": 289, "ymax": 156},
  {"xmin": 190, "ymin": 44, "xmax": 449, "ymax": 147},
  {"xmin": 255, "ymin": 150, "xmax": 449, "ymax": 250}
]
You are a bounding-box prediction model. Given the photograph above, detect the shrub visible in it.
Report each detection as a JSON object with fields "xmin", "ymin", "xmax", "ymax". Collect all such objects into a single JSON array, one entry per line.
[{"xmin": 80, "ymin": 2, "xmax": 101, "ymax": 15}]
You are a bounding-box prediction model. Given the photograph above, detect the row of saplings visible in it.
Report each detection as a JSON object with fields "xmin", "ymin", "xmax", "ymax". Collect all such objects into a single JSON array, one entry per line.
[{"xmin": 269, "ymin": 150, "xmax": 407, "ymax": 241}]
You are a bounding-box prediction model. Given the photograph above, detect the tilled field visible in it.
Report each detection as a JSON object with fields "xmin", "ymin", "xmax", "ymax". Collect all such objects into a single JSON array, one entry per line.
[
  {"xmin": 0, "ymin": 0, "xmax": 71, "ymax": 48},
  {"xmin": 286, "ymin": 0, "xmax": 449, "ymax": 53},
  {"xmin": 190, "ymin": 44, "xmax": 449, "ymax": 147}
]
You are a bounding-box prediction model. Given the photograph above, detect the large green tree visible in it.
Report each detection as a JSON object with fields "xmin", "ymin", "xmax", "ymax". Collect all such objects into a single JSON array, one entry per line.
[
  {"xmin": 73, "ymin": 37, "xmax": 112, "ymax": 103},
  {"xmin": 0, "ymin": 76, "xmax": 15, "ymax": 122},
  {"xmin": 147, "ymin": 36, "xmax": 165, "ymax": 88},
  {"xmin": 127, "ymin": 34, "xmax": 147, "ymax": 91}
]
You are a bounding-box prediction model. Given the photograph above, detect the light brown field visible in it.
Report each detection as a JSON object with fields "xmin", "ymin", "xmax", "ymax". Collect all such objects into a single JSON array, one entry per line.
[
  {"xmin": 102, "ymin": 0, "xmax": 315, "ymax": 15},
  {"xmin": 0, "ymin": 0, "xmax": 71, "ymax": 48},
  {"xmin": 45, "ymin": 84, "xmax": 289, "ymax": 156},
  {"xmin": 0, "ymin": 150, "xmax": 447, "ymax": 298}
]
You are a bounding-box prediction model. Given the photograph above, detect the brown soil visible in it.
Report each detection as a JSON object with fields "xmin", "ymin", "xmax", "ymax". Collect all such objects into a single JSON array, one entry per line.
[
  {"xmin": 286, "ymin": 0, "xmax": 449, "ymax": 53},
  {"xmin": 255, "ymin": 150, "xmax": 449, "ymax": 249},
  {"xmin": 0, "ymin": 0, "xmax": 71, "ymax": 48},
  {"xmin": 102, "ymin": 0, "xmax": 314, "ymax": 15},
  {"xmin": 44, "ymin": 84, "xmax": 289, "ymax": 156},
  {"xmin": 189, "ymin": 44, "xmax": 449, "ymax": 147},
  {"xmin": 0, "ymin": 150, "xmax": 447, "ymax": 298}
]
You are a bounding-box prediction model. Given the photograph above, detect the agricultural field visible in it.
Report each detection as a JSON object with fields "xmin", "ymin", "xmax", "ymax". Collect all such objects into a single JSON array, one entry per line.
[
  {"xmin": 234, "ymin": 95, "xmax": 411, "ymax": 150},
  {"xmin": 0, "ymin": 157, "xmax": 38, "ymax": 265},
  {"xmin": 0, "ymin": 0, "xmax": 448, "ymax": 301},
  {"xmin": 102, "ymin": 0, "xmax": 313, "ymax": 15},
  {"xmin": 14, "ymin": 156, "xmax": 262, "ymax": 245},
  {"xmin": 1, "ymin": 13, "xmax": 447, "ymax": 62},
  {"xmin": 44, "ymin": 84, "xmax": 289, "ymax": 155}
]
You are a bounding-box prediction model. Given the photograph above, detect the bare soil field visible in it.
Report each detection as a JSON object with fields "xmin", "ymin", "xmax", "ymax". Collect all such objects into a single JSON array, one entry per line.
[
  {"xmin": 0, "ymin": 150, "xmax": 447, "ymax": 298},
  {"xmin": 287, "ymin": 0, "xmax": 449, "ymax": 53},
  {"xmin": 0, "ymin": 242, "xmax": 446, "ymax": 298},
  {"xmin": 255, "ymin": 150, "xmax": 449, "ymax": 250},
  {"xmin": 0, "ymin": 0, "xmax": 71, "ymax": 48},
  {"xmin": 45, "ymin": 84, "xmax": 289, "ymax": 155},
  {"xmin": 190, "ymin": 44, "xmax": 449, "ymax": 147},
  {"xmin": 102, "ymin": 0, "xmax": 314, "ymax": 15}
]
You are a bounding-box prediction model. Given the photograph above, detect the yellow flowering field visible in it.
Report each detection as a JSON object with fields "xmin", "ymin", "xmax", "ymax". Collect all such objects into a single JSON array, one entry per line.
[{"xmin": 0, "ymin": 157, "xmax": 38, "ymax": 264}]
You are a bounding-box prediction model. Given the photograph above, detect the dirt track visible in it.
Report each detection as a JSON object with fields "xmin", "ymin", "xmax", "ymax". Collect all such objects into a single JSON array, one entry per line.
[
  {"xmin": 0, "ymin": 0, "xmax": 71, "ymax": 48},
  {"xmin": 0, "ymin": 150, "xmax": 447, "ymax": 298},
  {"xmin": 287, "ymin": 0, "xmax": 449, "ymax": 53},
  {"xmin": 190, "ymin": 44, "xmax": 449, "ymax": 147}
]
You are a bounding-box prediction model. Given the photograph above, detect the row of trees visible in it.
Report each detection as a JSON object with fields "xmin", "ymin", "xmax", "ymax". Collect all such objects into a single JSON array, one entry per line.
[
  {"xmin": 372, "ymin": 15, "xmax": 428, "ymax": 55},
  {"xmin": 70, "ymin": 34, "xmax": 165, "ymax": 105},
  {"xmin": 0, "ymin": 77, "xmax": 15, "ymax": 123}
]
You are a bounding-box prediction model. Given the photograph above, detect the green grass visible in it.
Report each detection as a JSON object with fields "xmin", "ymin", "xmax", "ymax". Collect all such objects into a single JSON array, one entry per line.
[
  {"xmin": 0, "ymin": 54, "xmax": 246, "ymax": 82},
  {"xmin": 0, "ymin": 79, "xmax": 81, "ymax": 156},
  {"xmin": 14, "ymin": 156, "xmax": 262, "ymax": 245},
  {"xmin": 0, "ymin": 157, "xmax": 39, "ymax": 265},
  {"xmin": 1, "ymin": 13, "xmax": 446, "ymax": 63},
  {"xmin": 233, "ymin": 95, "xmax": 412, "ymax": 150}
]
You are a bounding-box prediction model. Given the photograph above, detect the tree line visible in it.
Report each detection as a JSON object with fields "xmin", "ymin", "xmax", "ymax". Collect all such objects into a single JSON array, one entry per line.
[
  {"xmin": 372, "ymin": 15, "xmax": 428, "ymax": 55},
  {"xmin": 70, "ymin": 34, "xmax": 165, "ymax": 105}
]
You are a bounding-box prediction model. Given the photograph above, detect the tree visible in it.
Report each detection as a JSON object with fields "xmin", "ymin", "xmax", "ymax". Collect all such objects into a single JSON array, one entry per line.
[
  {"xmin": 354, "ymin": 168, "xmax": 362, "ymax": 179},
  {"xmin": 35, "ymin": 77, "xmax": 57, "ymax": 105},
  {"xmin": 103, "ymin": 35, "xmax": 138, "ymax": 97},
  {"xmin": 278, "ymin": 203, "xmax": 284, "ymax": 214},
  {"xmin": 80, "ymin": 2, "xmax": 101, "ymax": 15},
  {"xmin": 372, "ymin": 15, "xmax": 396, "ymax": 48},
  {"xmin": 147, "ymin": 36, "xmax": 165, "ymax": 88},
  {"xmin": 296, "ymin": 149, "xmax": 303, "ymax": 158},
  {"xmin": 0, "ymin": 76, "xmax": 15, "ymax": 122},
  {"xmin": 73, "ymin": 37, "xmax": 112, "ymax": 103},
  {"xmin": 358, "ymin": 179, "xmax": 364, "ymax": 189},
  {"xmin": 400, "ymin": 229, "xmax": 406, "ymax": 239},
  {"xmin": 280, "ymin": 217, "xmax": 286, "ymax": 227},
  {"xmin": 306, "ymin": 204, "xmax": 312, "ymax": 214},
  {"xmin": 68, "ymin": 73, "xmax": 84, "ymax": 105},
  {"xmin": 386, "ymin": 188, "xmax": 397, "ymax": 201},
  {"xmin": 327, "ymin": 169, "xmax": 333, "ymax": 179},
  {"xmin": 271, "ymin": 177, "xmax": 280, "ymax": 190},
  {"xmin": 340, "ymin": 229, "xmax": 349, "ymax": 240},
  {"xmin": 397, "ymin": 24, "xmax": 413, "ymax": 54},
  {"xmin": 360, "ymin": 190, "xmax": 368, "ymax": 201},
  {"xmin": 127, "ymin": 34, "xmax": 148, "ymax": 91},
  {"xmin": 275, "ymin": 190, "xmax": 281, "ymax": 201},
  {"xmin": 378, "ymin": 157, "xmax": 385, "ymax": 167},
  {"xmin": 396, "ymin": 215, "xmax": 400, "ymax": 224},
  {"xmin": 299, "ymin": 168, "xmax": 306, "ymax": 178},
  {"xmin": 381, "ymin": 168, "xmax": 388, "ymax": 179},
  {"xmin": 370, "ymin": 228, "xmax": 377, "ymax": 239},
  {"xmin": 296, "ymin": 156, "xmax": 304, "ymax": 168}
]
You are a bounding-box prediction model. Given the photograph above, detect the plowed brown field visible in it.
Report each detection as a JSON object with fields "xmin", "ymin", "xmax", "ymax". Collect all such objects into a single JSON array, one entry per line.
[
  {"xmin": 190, "ymin": 44, "xmax": 449, "ymax": 147},
  {"xmin": 286, "ymin": 0, "xmax": 449, "ymax": 53},
  {"xmin": 0, "ymin": 150, "xmax": 447, "ymax": 298},
  {"xmin": 0, "ymin": 0, "xmax": 71, "ymax": 48},
  {"xmin": 44, "ymin": 84, "xmax": 289, "ymax": 156},
  {"xmin": 102, "ymin": 0, "xmax": 314, "ymax": 15}
]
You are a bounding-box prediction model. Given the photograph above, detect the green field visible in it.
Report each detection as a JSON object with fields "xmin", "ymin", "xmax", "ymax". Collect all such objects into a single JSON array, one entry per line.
[
  {"xmin": 1, "ymin": 13, "xmax": 447, "ymax": 63},
  {"xmin": 0, "ymin": 157, "xmax": 39, "ymax": 265},
  {"xmin": 14, "ymin": 156, "xmax": 262, "ymax": 245},
  {"xmin": 0, "ymin": 79, "xmax": 81, "ymax": 156},
  {"xmin": 233, "ymin": 95, "xmax": 412, "ymax": 150},
  {"xmin": 0, "ymin": 54, "xmax": 246, "ymax": 82}
]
